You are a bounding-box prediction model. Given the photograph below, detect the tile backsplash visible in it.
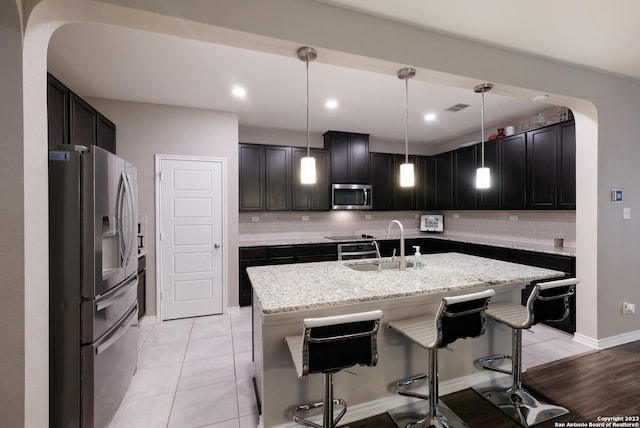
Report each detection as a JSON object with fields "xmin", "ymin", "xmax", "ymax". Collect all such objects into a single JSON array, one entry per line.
[{"xmin": 239, "ymin": 210, "xmax": 576, "ymax": 248}]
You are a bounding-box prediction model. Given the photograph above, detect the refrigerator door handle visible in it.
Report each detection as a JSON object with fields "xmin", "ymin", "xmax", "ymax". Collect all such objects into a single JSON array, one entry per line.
[
  {"xmin": 116, "ymin": 171, "xmax": 127, "ymax": 267},
  {"xmin": 95, "ymin": 303, "xmax": 137, "ymax": 356},
  {"xmin": 123, "ymin": 172, "xmax": 136, "ymax": 267},
  {"xmin": 96, "ymin": 275, "xmax": 138, "ymax": 311}
]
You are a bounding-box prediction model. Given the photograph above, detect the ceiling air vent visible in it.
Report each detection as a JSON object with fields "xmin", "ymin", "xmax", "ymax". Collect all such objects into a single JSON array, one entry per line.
[{"xmin": 444, "ymin": 103, "xmax": 470, "ymax": 112}]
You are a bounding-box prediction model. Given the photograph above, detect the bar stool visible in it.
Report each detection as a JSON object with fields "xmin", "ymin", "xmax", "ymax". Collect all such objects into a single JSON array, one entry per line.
[
  {"xmin": 473, "ymin": 277, "xmax": 578, "ymax": 427},
  {"xmin": 285, "ymin": 309, "xmax": 384, "ymax": 428},
  {"xmin": 387, "ymin": 289, "xmax": 496, "ymax": 428}
]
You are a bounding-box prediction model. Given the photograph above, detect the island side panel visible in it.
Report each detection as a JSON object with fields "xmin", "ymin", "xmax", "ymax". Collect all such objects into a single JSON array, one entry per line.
[{"xmin": 254, "ymin": 285, "xmax": 522, "ymax": 427}]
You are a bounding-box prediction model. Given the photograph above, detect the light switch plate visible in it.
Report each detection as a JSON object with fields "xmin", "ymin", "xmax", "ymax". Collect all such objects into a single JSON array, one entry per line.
[{"xmin": 623, "ymin": 207, "xmax": 631, "ymax": 220}]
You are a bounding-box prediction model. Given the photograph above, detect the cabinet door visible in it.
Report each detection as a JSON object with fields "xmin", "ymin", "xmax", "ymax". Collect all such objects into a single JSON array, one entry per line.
[
  {"xmin": 453, "ymin": 145, "xmax": 477, "ymax": 209},
  {"xmin": 292, "ymin": 148, "xmax": 330, "ymax": 211},
  {"xmin": 394, "ymin": 155, "xmax": 415, "ymax": 210},
  {"xmin": 47, "ymin": 74, "xmax": 69, "ymax": 146},
  {"xmin": 370, "ymin": 153, "xmax": 394, "ymax": 210},
  {"xmin": 325, "ymin": 131, "xmax": 370, "ymax": 184},
  {"xmin": 349, "ymin": 133, "xmax": 370, "ymax": 184},
  {"xmin": 415, "ymin": 156, "xmax": 435, "ymax": 210},
  {"xmin": 500, "ymin": 134, "xmax": 527, "ymax": 209},
  {"xmin": 557, "ymin": 122, "xmax": 576, "ymax": 209},
  {"xmin": 527, "ymin": 126, "xmax": 557, "ymax": 209},
  {"xmin": 239, "ymin": 144, "xmax": 265, "ymax": 211},
  {"xmin": 96, "ymin": 113, "xmax": 116, "ymax": 154},
  {"xmin": 69, "ymin": 93, "xmax": 97, "ymax": 147},
  {"xmin": 476, "ymin": 140, "xmax": 501, "ymax": 209},
  {"xmin": 434, "ymin": 152, "xmax": 453, "ymax": 210},
  {"xmin": 265, "ymin": 146, "xmax": 291, "ymax": 210}
]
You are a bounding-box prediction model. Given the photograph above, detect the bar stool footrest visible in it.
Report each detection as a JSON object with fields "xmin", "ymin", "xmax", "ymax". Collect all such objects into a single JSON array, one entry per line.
[
  {"xmin": 387, "ymin": 400, "xmax": 469, "ymax": 428},
  {"xmin": 476, "ymin": 353, "xmax": 513, "ymax": 375},
  {"xmin": 393, "ymin": 373, "xmax": 430, "ymax": 400},
  {"xmin": 471, "ymin": 377, "xmax": 569, "ymax": 427},
  {"xmin": 293, "ymin": 399, "xmax": 347, "ymax": 428}
]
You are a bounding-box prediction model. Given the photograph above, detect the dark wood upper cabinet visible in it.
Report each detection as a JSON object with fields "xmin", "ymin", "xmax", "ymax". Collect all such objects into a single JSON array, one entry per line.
[
  {"xmin": 324, "ymin": 131, "xmax": 370, "ymax": 184},
  {"xmin": 47, "ymin": 74, "xmax": 69, "ymax": 147},
  {"xmin": 434, "ymin": 152, "xmax": 453, "ymax": 210},
  {"xmin": 453, "ymin": 145, "xmax": 477, "ymax": 209},
  {"xmin": 527, "ymin": 126, "xmax": 557, "ymax": 208},
  {"xmin": 264, "ymin": 146, "xmax": 291, "ymax": 211},
  {"xmin": 476, "ymin": 139, "xmax": 501, "ymax": 209},
  {"xmin": 500, "ymin": 133, "xmax": 527, "ymax": 209},
  {"xmin": 292, "ymin": 148, "xmax": 330, "ymax": 211},
  {"xmin": 239, "ymin": 144, "xmax": 265, "ymax": 211},
  {"xmin": 415, "ymin": 156, "xmax": 435, "ymax": 210},
  {"xmin": 69, "ymin": 93, "xmax": 97, "ymax": 148},
  {"xmin": 96, "ymin": 113, "xmax": 116, "ymax": 154},
  {"xmin": 557, "ymin": 122, "xmax": 576, "ymax": 209},
  {"xmin": 47, "ymin": 73, "xmax": 117, "ymax": 154},
  {"xmin": 370, "ymin": 153, "xmax": 394, "ymax": 210}
]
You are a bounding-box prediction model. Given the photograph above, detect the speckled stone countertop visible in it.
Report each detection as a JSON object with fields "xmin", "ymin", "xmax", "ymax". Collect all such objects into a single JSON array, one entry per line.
[
  {"xmin": 239, "ymin": 233, "xmax": 575, "ymax": 257},
  {"xmin": 247, "ymin": 252, "xmax": 565, "ymax": 314}
]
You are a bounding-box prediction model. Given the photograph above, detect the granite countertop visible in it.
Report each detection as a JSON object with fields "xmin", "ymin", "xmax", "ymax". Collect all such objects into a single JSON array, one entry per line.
[
  {"xmin": 238, "ymin": 233, "xmax": 576, "ymax": 257},
  {"xmin": 247, "ymin": 252, "xmax": 564, "ymax": 314}
]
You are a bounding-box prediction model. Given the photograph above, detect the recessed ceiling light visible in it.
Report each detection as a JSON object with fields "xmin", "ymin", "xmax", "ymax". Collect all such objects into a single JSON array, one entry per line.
[
  {"xmin": 532, "ymin": 94, "xmax": 548, "ymax": 102},
  {"xmin": 232, "ymin": 86, "xmax": 247, "ymax": 97},
  {"xmin": 424, "ymin": 113, "xmax": 436, "ymax": 122},
  {"xmin": 325, "ymin": 99, "xmax": 338, "ymax": 109}
]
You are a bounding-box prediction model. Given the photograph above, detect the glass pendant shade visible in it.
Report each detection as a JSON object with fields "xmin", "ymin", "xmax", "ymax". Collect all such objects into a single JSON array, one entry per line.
[
  {"xmin": 400, "ymin": 162, "xmax": 415, "ymax": 187},
  {"xmin": 300, "ymin": 156, "xmax": 316, "ymax": 184},
  {"xmin": 476, "ymin": 167, "xmax": 491, "ymax": 189}
]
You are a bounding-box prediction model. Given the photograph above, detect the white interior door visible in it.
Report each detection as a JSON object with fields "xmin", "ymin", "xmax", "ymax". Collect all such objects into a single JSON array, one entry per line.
[{"xmin": 158, "ymin": 157, "xmax": 225, "ymax": 320}]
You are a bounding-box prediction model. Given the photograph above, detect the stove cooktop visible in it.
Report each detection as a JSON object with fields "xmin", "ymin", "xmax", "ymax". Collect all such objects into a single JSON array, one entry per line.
[{"xmin": 324, "ymin": 235, "xmax": 375, "ymax": 241}]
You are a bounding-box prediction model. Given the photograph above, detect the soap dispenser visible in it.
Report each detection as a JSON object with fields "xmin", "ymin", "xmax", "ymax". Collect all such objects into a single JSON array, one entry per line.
[{"xmin": 412, "ymin": 246, "xmax": 422, "ymax": 269}]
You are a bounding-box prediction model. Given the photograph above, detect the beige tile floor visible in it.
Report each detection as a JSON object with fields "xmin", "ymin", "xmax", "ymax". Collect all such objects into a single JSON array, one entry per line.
[
  {"xmin": 109, "ymin": 308, "xmax": 591, "ymax": 428},
  {"xmin": 109, "ymin": 307, "xmax": 259, "ymax": 428}
]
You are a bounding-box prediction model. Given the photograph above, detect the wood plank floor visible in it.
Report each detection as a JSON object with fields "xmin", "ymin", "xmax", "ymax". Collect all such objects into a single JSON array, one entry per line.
[{"xmin": 347, "ymin": 341, "xmax": 640, "ymax": 427}]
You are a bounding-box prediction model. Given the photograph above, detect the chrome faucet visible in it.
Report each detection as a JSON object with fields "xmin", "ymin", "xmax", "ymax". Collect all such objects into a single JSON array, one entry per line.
[
  {"xmin": 385, "ymin": 220, "xmax": 406, "ymax": 271},
  {"xmin": 371, "ymin": 240, "xmax": 381, "ymax": 259}
]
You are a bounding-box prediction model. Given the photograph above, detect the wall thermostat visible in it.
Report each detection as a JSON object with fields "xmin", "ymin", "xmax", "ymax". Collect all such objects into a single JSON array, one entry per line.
[{"xmin": 611, "ymin": 189, "xmax": 623, "ymax": 203}]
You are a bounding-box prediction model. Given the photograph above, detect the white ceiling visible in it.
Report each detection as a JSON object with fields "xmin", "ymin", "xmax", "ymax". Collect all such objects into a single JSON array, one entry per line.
[{"xmin": 47, "ymin": 1, "xmax": 638, "ymax": 146}]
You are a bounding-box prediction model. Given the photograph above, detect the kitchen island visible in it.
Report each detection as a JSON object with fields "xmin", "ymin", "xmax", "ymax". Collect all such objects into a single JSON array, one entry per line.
[{"xmin": 248, "ymin": 252, "xmax": 565, "ymax": 427}]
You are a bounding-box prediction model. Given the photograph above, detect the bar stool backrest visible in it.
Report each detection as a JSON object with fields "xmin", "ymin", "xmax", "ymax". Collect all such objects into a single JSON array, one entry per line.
[
  {"xmin": 437, "ymin": 289, "xmax": 495, "ymax": 348},
  {"xmin": 527, "ymin": 277, "xmax": 578, "ymax": 326},
  {"xmin": 302, "ymin": 310, "xmax": 383, "ymax": 376}
]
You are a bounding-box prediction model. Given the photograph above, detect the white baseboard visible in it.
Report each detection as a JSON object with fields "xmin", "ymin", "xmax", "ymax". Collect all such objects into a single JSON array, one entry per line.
[
  {"xmin": 270, "ymin": 370, "xmax": 509, "ymax": 428},
  {"xmin": 226, "ymin": 306, "xmax": 242, "ymax": 314},
  {"xmin": 138, "ymin": 315, "xmax": 157, "ymax": 326},
  {"xmin": 574, "ymin": 329, "xmax": 640, "ymax": 350}
]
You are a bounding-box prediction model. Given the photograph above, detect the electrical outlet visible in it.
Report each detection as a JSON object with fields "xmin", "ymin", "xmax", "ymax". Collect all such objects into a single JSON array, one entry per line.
[
  {"xmin": 365, "ymin": 214, "xmax": 372, "ymax": 220},
  {"xmin": 301, "ymin": 215, "xmax": 309, "ymax": 222},
  {"xmin": 623, "ymin": 302, "xmax": 636, "ymax": 315},
  {"xmin": 510, "ymin": 215, "xmax": 518, "ymax": 221},
  {"xmin": 251, "ymin": 216, "xmax": 260, "ymax": 222}
]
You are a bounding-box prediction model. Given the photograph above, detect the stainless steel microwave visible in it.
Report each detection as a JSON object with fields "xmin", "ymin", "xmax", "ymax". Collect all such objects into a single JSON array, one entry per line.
[{"xmin": 332, "ymin": 184, "xmax": 373, "ymax": 210}]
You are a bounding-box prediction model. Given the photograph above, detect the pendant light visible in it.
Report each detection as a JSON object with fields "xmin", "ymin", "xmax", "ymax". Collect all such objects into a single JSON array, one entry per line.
[
  {"xmin": 398, "ymin": 67, "xmax": 416, "ymax": 187},
  {"xmin": 475, "ymin": 83, "xmax": 493, "ymax": 189},
  {"xmin": 298, "ymin": 46, "xmax": 317, "ymax": 185}
]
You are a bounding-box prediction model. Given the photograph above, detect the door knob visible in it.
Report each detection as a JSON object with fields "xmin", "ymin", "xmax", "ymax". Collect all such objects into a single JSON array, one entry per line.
[{"xmin": 214, "ymin": 243, "xmax": 221, "ymax": 248}]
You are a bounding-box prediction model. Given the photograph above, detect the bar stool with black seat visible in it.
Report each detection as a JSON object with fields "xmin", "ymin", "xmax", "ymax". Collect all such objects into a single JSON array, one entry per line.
[
  {"xmin": 285, "ymin": 309, "xmax": 384, "ymax": 428},
  {"xmin": 473, "ymin": 277, "xmax": 579, "ymax": 427},
  {"xmin": 387, "ymin": 289, "xmax": 496, "ymax": 428}
]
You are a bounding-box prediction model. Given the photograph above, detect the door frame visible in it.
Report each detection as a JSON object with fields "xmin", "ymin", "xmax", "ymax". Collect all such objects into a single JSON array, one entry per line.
[{"xmin": 154, "ymin": 154, "xmax": 228, "ymax": 321}]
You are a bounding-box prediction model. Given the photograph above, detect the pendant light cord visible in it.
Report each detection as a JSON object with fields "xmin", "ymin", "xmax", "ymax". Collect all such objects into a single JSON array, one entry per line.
[
  {"xmin": 404, "ymin": 77, "xmax": 409, "ymax": 164},
  {"xmin": 481, "ymin": 90, "xmax": 485, "ymax": 167},
  {"xmin": 306, "ymin": 58, "xmax": 310, "ymax": 158}
]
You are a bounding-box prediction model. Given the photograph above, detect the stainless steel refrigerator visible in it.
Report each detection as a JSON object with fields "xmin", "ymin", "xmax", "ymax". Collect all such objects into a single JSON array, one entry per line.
[{"xmin": 49, "ymin": 145, "xmax": 139, "ymax": 428}]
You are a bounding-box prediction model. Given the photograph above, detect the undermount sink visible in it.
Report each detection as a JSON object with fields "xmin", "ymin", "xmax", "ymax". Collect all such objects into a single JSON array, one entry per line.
[{"xmin": 346, "ymin": 260, "xmax": 413, "ymax": 272}]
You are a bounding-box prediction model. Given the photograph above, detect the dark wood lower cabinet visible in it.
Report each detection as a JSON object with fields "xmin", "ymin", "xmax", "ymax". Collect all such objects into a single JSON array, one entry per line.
[{"xmin": 137, "ymin": 255, "xmax": 146, "ymax": 320}]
